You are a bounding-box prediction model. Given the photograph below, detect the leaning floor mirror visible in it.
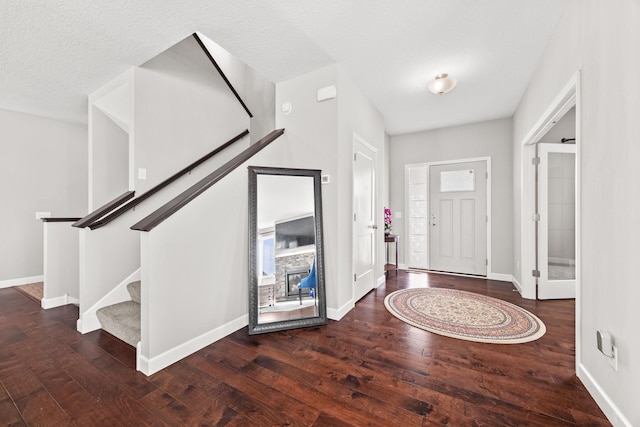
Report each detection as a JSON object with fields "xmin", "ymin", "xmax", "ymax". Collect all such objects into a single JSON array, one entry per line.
[{"xmin": 248, "ymin": 166, "xmax": 327, "ymax": 334}]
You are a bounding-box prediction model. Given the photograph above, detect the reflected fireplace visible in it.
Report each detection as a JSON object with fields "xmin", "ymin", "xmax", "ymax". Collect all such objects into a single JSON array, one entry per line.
[{"xmin": 286, "ymin": 267, "xmax": 311, "ymax": 299}]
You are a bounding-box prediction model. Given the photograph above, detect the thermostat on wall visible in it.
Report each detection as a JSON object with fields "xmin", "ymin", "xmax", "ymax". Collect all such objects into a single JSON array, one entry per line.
[{"xmin": 317, "ymin": 85, "xmax": 337, "ymax": 102}]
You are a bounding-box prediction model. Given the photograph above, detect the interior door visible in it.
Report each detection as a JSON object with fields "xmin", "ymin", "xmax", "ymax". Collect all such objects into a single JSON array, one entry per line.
[
  {"xmin": 353, "ymin": 138, "xmax": 377, "ymax": 302},
  {"xmin": 429, "ymin": 161, "xmax": 487, "ymax": 275},
  {"xmin": 537, "ymin": 143, "xmax": 576, "ymax": 299}
]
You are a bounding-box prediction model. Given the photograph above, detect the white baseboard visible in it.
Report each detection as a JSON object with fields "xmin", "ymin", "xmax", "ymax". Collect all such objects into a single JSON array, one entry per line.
[
  {"xmin": 578, "ymin": 363, "xmax": 632, "ymax": 426},
  {"xmin": 487, "ymin": 272, "xmax": 513, "ymax": 282},
  {"xmin": 77, "ymin": 268, "xmax": 141, "ymax": 334},
  {"xmin": 327, "ymin": 299, "xmax": 354, "ymax": 321},
  {"xmin": 511, "ymin": 276, "xmax": 523, "ymax": 295},
  {"xmin": 0, "ymin": 275, "xmax": 44, "ymax": 289},
  {"xmin": 42, "ymin": 294, "xmax": 79, "ymax": 309},
  {"xmin": 137, "ymin": 314, "xmax": 249, "ymax": 376},
  {"xmin": 376, "ymin": 275, "xmax": 386, "ymax": 287}
]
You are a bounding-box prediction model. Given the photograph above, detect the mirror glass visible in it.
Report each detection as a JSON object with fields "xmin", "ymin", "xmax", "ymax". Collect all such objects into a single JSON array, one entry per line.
[{"xmin": 248, "ymin": 166, "xmax": 327, "ymax": 334}]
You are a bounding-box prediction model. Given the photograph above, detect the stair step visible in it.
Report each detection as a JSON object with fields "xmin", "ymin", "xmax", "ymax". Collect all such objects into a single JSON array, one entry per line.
[
  {"xmin": 127, "ymin": 281, "xmax": 141, "ymax": 304},
  {"xmin": 96, "ymin": 301, "xmax": 140, "ymax": 347}
]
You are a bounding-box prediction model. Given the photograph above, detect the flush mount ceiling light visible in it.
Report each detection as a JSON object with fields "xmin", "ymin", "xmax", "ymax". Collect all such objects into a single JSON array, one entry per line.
[{"xmin": 428, "ymin": 73, "xmax": 457, "ymax": 95}]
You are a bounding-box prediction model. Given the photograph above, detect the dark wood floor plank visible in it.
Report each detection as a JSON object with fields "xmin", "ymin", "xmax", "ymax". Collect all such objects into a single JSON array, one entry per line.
[{"xmin": 0, "ymin": 271, "xmax": 610, "ymax": 426}]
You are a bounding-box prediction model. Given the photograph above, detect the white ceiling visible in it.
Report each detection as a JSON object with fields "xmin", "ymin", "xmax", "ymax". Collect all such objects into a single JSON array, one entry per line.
[{"xmin": 0, "ymin": 0, "xmax": 567, "ymax": 135}]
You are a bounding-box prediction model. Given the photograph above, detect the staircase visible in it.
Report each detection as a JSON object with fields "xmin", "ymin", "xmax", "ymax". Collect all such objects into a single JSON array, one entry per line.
[{"xmin": 96, "ymin": 281, "xmax": 141, "ymax": 346}]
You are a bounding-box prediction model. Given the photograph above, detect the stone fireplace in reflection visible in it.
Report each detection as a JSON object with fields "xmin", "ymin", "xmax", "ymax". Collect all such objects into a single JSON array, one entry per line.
[{"xmin": 275, "ymin": 250, "xmax": 314, "ymax": 302}]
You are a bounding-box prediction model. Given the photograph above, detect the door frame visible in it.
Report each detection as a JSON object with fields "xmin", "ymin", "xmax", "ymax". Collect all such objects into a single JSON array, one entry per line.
[
  {"xmin": 519, "ymin": 71, "xmax": 581, "ymax": 370},
  {"xmin": 352, "ymin": 133, "xmax": 378, "ymax": 302},
  {"xmin": 404, "ymin": 156, "xmax": 493, "ymax": 278}
]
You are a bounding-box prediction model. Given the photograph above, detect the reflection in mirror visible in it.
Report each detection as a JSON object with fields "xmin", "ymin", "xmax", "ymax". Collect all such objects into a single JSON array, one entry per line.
[{"xmin": 248, "ymin": 167, "xmax": 327, "ymax": 334}]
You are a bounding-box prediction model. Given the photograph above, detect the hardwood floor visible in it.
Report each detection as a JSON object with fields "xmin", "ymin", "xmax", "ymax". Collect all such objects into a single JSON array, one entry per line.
[{"xmin": 0, "ymin": 271, "xmax": 610, "ymax": 426}]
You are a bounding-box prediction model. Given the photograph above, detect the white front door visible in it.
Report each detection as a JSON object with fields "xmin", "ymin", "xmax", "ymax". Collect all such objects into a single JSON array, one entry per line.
[
  {"xmin": 429, "ymin": 161, "xmax": 487, "ymax": 275},
  {"xmin": 353, "ymin": 137, "xmax": 377, "ymax": 302},
  {"xmin": 537, "ymin": 143, "xmax": 576, "ymax": 299}
]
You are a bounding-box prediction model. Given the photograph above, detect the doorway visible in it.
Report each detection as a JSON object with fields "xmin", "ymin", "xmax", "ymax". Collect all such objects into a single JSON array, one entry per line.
[
  {"xmin": 353, "ymin": 134, "xmax": 377, "ymax": 302},
  {"xmin": 406, "ymin": 158, "xmax": 490, "ymax": 276}
]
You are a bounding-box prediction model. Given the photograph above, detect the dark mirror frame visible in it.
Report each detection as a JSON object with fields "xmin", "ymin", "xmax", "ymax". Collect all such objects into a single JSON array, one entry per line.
[{"xmin": 248, "ymin": 166, "xmax": 327, "ymax": 334}]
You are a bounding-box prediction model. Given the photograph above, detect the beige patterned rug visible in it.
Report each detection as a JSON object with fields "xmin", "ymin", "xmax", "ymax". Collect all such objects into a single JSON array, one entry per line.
[
  {"xmin": 14, "ymin": 282, "xmax": 43, "ymax": 302},
  {"xmin": 384, "ymin": 288, "xmax": 546, "ymax": 344}
]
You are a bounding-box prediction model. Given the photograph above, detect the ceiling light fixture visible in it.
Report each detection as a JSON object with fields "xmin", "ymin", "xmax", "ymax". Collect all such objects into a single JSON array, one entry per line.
[{"xmin": 428, "ymin": 73, "xmax": 457, "ymax": 95}]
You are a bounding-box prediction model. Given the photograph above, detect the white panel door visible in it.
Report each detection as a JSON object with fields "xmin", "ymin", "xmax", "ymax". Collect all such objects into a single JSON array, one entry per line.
[
  {"xmin": 407, "ymin": 166, "xmax": 428, "ymax": 268},
  {"xmin": 353, "ymin": 138, "xmax": 377, "ymax": 302},
  {"xmin": 429, "ymin": 161, "xmax": 487, "ymax": 275},
  {"xmin": 538, "ymin": 143, "xmax": 576, "ymax": 299}
]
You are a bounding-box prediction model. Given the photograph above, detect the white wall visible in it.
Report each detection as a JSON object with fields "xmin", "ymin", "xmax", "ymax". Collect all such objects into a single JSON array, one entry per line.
[
  {"xmin": 513, "ymin": 1, "xmax": 639, "ymax": 424},
  {"xmin": 43, "ymin": 222, "xmax": 79, "ymax": 307},
  {"xmin": 0, "ymin": 108, "xmax": 87, "ymax": 285},
  {"xmin": 389, "ymin": 118, "xmax": 513, "ymax": 276},
  {"xmin": 90, "ymin": 106, "xmax": 129, "ymax": 208},
  {"xmin": 134, "ymin": 36, "xmax": 250, "ymax": 194},
  {"xmin": 275, "ymin": 65, "xmax": 386, "ymax": 318},
  {"xmin": 195, "ymin": 32, "xmax": 276, "ymax": 144},
  {"xmin": 139, "ymin": 141, "xmax": 286, "ymax": 374}
]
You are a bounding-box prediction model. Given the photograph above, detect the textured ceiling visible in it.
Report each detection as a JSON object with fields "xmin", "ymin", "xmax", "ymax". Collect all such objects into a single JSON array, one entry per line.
[{"xmin": 0, "ymin": 0, "xmax": 567, "ymax": 135}]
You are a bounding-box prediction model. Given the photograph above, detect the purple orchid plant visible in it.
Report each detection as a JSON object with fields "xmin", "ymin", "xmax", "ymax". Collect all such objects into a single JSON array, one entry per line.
[{"xmin": 384, "ymin": 207, "xmax": 392, "ymax": 232}]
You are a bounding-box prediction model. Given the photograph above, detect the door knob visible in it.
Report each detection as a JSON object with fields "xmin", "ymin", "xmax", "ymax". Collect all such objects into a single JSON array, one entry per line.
[{"xmin": 368, "ymin": 225, "xmax": 378, "ymax": 229}]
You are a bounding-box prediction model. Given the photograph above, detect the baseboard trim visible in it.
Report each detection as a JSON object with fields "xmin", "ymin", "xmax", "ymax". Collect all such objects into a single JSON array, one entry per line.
[
  {"xmin": 78, "ymin": 268, "xmax": 141, "ymax": 334},
  {"xmin": 376, "ymin": 275, "xmax": 386, "ymax": 288},
  {"xmin": 327, "ymin": 299, "xmax": 354, "ymax": 321},
  {"xmin": 578, "ymin": 363, "xmax": 632, "ymax": 426},
  {"xmin": 511, "ymin": 276, "xmax": 523, "ymax": 295},
  {"xmin": 0, "ymin": 275, "xmax": 44, "ymax": 289},
  {"xmin": 42, "ymin": 294, "xmax": 79, "ymax": 309},
  {"xmin": 487, "ymin": 272, "xmax": 513, "ymax": 282},
  {"xmin": 137, "ymin": 314, "xmax": 249, "ymax": 376}
]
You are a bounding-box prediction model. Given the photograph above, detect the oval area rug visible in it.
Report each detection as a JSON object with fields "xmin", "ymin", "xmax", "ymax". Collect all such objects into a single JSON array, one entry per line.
[{"xmin": 384, "ymin": 288, "xmax": 546, "ymax": 344}]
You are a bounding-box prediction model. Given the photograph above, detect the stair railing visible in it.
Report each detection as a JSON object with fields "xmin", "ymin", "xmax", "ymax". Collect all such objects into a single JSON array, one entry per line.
[
  {"xmin": 73, "ymin": 129, "xmax": 249, "ymax": 230},
  {"xmin": 132, "ymin": 128, "xmax": 284, "ymax": 232}
]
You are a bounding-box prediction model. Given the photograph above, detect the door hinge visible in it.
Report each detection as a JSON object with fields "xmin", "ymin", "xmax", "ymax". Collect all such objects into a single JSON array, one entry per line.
[
  {"xmin": 532, "ymin": 213, "xmax": 540, "ymax": 221},
  {"xmin": 486, "ymin": 259, "xmax": 488, "ymax": 266},
  {"xmin": 486, "ymin": 215, "xmax": 489, "ymax": 223},
  {"xmin": 354, "ymin": 213, "xmax": 356, "ymax": 221},
  {"xmin": 354, "ymin": 153, "xmax": 357, "ymax": 161},
  {"xmin": 354, "ymin": 274, "xmax": 357, "ymax": 282},
  {"xmin": 532, "ymin": 269, "xmax": 540, "ymax": 277},
  {"xmin": 486, "ymin": 171, "xmax": 488, "ymax": 179},
  {"xmin": 532, "ymin": 157, "xmax": 540, "ymax": 165}
]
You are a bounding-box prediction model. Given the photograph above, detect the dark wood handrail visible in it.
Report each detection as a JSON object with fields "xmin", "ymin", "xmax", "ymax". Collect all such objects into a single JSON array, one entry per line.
[
  {"xmin": 41, "ymin": 217, "xmax": 82, "ymax": 223},
  {"xmin": 192, "ymin": 33, "xmax": 253, "ymax": 118},
  {"xmin": 72, "ymin": 191, "xmax": 135, "ymax": 228},
  {"xmin": 89, "ymin": 129, "xmax": 250, "ymax": 230},
  {"xmin": 131, "ymin": 129, "xmax": 284, "ymax": 232}
]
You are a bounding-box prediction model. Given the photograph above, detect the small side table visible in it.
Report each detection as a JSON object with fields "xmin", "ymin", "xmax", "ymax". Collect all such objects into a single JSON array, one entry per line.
[{"xmin": 384, "ymin": 234, "xmax": 399, "ymax": 276}]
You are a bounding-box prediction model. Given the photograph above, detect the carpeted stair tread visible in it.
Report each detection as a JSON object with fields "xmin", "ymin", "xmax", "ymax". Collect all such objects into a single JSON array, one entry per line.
[
  {"xmin": 96, "ymin": 301, "xmax": 140, "ymax": 347},
  {"xmin": 127, "ymin": 281, "xmax": 141, "ymax": 304}
]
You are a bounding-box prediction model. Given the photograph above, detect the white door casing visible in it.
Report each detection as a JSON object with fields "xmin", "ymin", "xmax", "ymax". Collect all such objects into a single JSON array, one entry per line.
[
  {"xmin": 537, "ymin": 143, "xmax": 576, "ymax": 299},
  {"xmin": 429, "ymin": 161, "xmax": 487, "ymax": 276},
  {"xmin": 353, "ymin": 136, "xmax": 377, "ymax": 302}
]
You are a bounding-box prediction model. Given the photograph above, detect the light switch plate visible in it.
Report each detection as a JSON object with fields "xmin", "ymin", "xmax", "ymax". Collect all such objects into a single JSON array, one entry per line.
[{"xmin": 138, "ymin": 168, "xmax": 147, "ymax": 180}]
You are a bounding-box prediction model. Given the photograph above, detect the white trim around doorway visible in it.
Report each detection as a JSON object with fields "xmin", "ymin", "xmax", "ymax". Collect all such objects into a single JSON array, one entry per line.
[
  {"xmin": 404, "ymin": 156, "xmax": 493, "ymax": 278},
  {"xmin": 519, "ymin": 70, "xmax": 581, "ymax": 371}
]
